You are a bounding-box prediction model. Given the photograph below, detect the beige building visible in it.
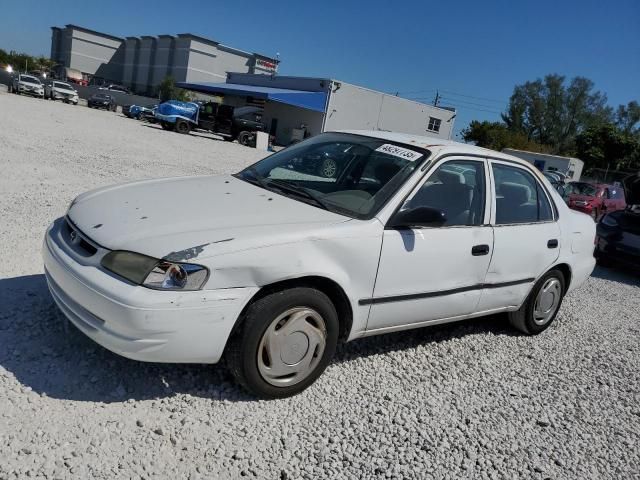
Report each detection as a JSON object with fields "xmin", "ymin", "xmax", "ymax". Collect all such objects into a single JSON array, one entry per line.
[{"xmin": 50, "ymin": 25, "xmax": 279, "ymax": 94}]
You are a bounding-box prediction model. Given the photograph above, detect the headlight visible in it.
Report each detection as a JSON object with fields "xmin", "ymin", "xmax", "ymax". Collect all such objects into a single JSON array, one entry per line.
[
  {"xmin": 101, "ymin": 251, "xmax": 208, "ymax": 290},
  {"xmin": 601, "ymin": 214, "xmax": 618, "ymax": 227}
]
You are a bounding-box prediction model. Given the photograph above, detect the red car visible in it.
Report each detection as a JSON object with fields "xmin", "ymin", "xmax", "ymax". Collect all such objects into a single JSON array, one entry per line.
[{"xmin": 566, "ymin": 182, "xmax": 626, "ymax": 220}]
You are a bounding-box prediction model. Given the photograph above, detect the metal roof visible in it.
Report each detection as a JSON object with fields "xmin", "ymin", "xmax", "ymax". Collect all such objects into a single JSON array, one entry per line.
[{"xmin": 176, "ymin": 82, "xmax": 328, "ymax": 113}]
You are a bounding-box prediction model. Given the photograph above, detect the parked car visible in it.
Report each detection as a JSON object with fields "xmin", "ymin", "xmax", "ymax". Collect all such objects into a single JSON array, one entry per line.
[
  {"xmin": 595, "ymin": 174, "xmax": 640, "ymax": 271},
  {"xmin": 42, "ymin": 132, "xmax": 596, "ymax": 398},
  {"xmin": 98, "ymin": 84, "xmax": 131, "ymax": 94},
  {"xmin": 565, "ymin": 182, "xmax": 626, "ymax": 221},
  {"xmin": 155, "ymin": 100, "xmax": 265, "ymax": 145},
  {"xmin": 88, "ymin": 93, "xmax": 117, "ymax": 111},
  {"xmin": 45, "ymin": 81, "xmax": 79, "ymax": 104},
  {"xmin": 10, "ymin": 74, "xmax": 44, "ymax": 98},
  {"xmin": 125, "ymin": 104, "xmax": 154, "ymax": 120}
]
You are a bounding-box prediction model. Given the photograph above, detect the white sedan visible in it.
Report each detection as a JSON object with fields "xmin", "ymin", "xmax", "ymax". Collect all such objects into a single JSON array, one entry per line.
[
  {"xmin": 43, "ymin": 131, "xmax": 596, "ymax": 398},
  {"xmin": 45, "ymin": 80, "xmax": 79, "ymax": 104}
]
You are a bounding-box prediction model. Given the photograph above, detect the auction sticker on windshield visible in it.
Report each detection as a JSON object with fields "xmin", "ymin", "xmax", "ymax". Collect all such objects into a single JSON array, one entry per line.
[{"xmin": 375, "ymin": 144, "xmax": 422, "ymax": 161}]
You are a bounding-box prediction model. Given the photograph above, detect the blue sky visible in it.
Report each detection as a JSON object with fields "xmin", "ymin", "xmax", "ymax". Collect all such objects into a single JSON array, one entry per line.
[{"xmin": 1, "ymin": 0, "xmax": 638, "ymax": 137}]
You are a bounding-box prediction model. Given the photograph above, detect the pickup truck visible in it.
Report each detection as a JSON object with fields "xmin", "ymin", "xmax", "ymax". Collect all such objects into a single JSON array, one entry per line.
[{"xmin": 154, "ymin": 100, "xmax": 265, "ymax": 146}]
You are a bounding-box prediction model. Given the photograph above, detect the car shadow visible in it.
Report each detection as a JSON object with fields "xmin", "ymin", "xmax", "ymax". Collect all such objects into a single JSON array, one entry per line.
[
  {"xmin": 139, "ymin": 123, "xmax": 227, "ymax": 142},
  {"xmin": 590, "ymin": 264, "xmax": 640, "ymax": 286},
  {"xmin": 0, "ymin": 274, "xmax": 542, "ymax": 404}
]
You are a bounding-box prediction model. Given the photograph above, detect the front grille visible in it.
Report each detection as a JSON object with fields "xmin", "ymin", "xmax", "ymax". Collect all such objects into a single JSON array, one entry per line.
[{"xmin": 63, "ymin": 218, "xmax": 98, "ymax": 257}]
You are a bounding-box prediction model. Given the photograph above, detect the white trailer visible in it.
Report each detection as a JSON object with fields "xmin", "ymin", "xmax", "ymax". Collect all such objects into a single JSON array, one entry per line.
[{"xmin": 502, "ymin": 149, "xmax": 584, "ymax": 182}]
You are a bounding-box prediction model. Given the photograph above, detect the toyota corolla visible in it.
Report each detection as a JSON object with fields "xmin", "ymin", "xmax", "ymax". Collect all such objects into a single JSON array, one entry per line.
[{"xmin": 43, "ymin": 131, "xmax": 596, "ymax": 398}]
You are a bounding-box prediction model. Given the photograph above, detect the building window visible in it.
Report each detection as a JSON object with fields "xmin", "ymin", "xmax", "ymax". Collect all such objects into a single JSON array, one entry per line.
[{"xmin": 427, "ymin": 117, "xmax": 441, "ymax": 133}]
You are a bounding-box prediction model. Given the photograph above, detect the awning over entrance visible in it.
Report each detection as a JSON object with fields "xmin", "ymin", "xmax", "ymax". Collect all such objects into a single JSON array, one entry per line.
[{"xmin": 176, "ymin": 82, "xmax": 327, "ymax": 113}]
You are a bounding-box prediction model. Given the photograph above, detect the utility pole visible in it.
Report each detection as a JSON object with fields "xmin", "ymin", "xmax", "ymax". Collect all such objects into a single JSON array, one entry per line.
[{"xmin": 433, "ymin": 90, "xmax": 440, "ymax": 106}]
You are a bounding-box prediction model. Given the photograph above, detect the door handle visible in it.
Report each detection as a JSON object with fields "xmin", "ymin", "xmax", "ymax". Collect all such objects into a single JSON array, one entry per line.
[
  {"xmin": 547, "ymin": 239, "xmax": 559, "ymax": 248},
  {"xmin": 471, "ymin": 244, "xmax": 490, "ymax": 256}
]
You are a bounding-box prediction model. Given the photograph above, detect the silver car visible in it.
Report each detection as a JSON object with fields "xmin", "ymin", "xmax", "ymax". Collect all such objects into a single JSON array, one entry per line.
[
  {"xmin": 45, "ymin": 81, "xmax": 79, "ymax": 104},
  {"xmin": 11, "ymin": 74, "xmax": 44, "ymax": 98}
]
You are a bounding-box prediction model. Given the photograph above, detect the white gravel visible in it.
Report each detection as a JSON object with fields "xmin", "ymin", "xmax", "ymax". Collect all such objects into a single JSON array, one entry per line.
[{"xmin": 1, "ymin": 92, "xmax": 639, "ymax": 479}]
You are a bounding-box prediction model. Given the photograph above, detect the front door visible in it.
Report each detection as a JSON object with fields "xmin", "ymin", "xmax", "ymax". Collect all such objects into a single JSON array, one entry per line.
[
  {"xmin": 366, "ymin": 158, "xmax": 493, "ymax": 332},
  {"xmin": 477, "ymin": 160, "xmax": 561, "ymax": 311}
]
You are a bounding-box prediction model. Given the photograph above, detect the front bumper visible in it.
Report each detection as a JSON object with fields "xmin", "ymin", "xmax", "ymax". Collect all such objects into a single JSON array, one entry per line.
[
  {"xmin": 18, "ymin": 85, "xmax": 44, "ymax": 96},
  {"xmin": 42, "ymin": 219, "xmax": 258, "ymax": 363}
]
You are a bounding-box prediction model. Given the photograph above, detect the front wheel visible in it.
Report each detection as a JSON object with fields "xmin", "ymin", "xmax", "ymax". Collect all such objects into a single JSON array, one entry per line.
[
  {"xmin": 175, "ymin": 119, "xmax": 191, "ymax": 134},
  {"xmin": 509, "ymin": 269, "xmax": 565, "ymax": 335},
  {"xmin": 226, "ymin": 287, "xmax": 339, "ymax": 398}
]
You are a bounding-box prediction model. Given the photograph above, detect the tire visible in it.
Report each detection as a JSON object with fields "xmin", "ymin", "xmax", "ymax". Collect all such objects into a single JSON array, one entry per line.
[
  {"xmin": 508, "ymin": 269, "xmax": 566, "ymax": 335},
  {"xmin": 237, "ymin": 131, "xmax": 250, "ymax": 146},
  {"xmin": 226, "ymin": 287, "xmax": 339, "ymax": 399},
  {"xmin": 175, "ymin": 120, "xmax": 191, "ymax": 134}
]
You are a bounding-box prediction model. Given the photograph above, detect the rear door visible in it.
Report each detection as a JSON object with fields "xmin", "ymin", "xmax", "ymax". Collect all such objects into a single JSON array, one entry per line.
[{"xmin": 477, "ymin": 160, "xmax": 561, "ymax": 311}]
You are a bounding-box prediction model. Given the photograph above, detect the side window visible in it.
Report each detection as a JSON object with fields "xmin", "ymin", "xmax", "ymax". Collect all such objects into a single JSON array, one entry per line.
[
  {"xmin": 405, "ymin": 160, "xmax": 486, "ymax": 226},
  {"xmin": 493, "ymin": 163, "xmax": 554, "ymax": 224},
  {"xmin": 427, "ymin": 117, "xmax": 441, "ymax": 133}
]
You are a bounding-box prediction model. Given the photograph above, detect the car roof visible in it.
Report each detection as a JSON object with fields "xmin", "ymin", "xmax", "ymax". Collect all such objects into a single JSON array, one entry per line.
[{"xmin": 336, "ymin": 129, "xmax": 534, "ymax": 168}]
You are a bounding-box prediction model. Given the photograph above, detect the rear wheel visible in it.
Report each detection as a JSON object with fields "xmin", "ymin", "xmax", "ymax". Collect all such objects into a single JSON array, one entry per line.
[
  {"xmin": 175, "ymin": 120, "xmax": 191, "ymax": 134},
  {"xmin": 226, "ymin": 287, "xmax": 339, "ymax": 398},
  {"xmin": 509, "ymin": 269, "xmax": 565, "ymax": 335}
]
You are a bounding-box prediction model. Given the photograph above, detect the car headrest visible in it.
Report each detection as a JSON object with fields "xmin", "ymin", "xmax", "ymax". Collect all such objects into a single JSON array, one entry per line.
[
  {"xmin": 500, "ymin": 182, "xmax": 530, "ymax": 205},
  {"xmin": 438, "ymin": 169, "xmax": 465, "ymax": 185}
]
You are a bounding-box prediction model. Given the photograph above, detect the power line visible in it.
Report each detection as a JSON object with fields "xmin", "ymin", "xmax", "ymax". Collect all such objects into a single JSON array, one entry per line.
[
  {"xmin": 439, "ymin": 104, "xmax": 503, "ymax": 115},
  {"xmin": 439, "ymin": 96, "xmax": 505, "ymax": 111},
  {"xmin": 438, "ymin": 88, "xmax": 508, "ymax": 105}
]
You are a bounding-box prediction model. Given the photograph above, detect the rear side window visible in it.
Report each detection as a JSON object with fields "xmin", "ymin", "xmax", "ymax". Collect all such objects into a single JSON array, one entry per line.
[{"xmin": 492, "ymin": 164, "xmax": 554, "ymax": 224}]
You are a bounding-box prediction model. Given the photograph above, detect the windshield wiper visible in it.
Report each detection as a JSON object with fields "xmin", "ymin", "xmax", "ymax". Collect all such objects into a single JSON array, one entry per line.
[
  {"xmin": 239, "ymin": 166, "xmax": 269, "ymax": 189},
  {"xmin": 267, "ymin": 179, "xmax": 331, "ymax": 211}
]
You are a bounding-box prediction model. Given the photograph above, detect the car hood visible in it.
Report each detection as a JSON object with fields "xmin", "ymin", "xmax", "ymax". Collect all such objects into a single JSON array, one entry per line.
[
  {"xmin": 67, "ymin": 175, "xmax": 349, "ymax": 260},
  {"xmin": 623, "ymin": 173, "xmax": 640, "ymax": 205}
]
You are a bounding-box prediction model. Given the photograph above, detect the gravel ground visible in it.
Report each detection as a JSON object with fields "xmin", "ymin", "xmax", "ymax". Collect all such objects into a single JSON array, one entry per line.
[{"xmin": 1, "ymin": 92, "xmax": 639, "ymax": 479}]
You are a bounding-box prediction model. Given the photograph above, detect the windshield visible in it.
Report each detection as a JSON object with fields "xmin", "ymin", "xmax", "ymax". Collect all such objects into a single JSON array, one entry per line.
[
  {"xmin": 21, "ymin": 75, "xmax": 41, "ymax": 85},
  {"xmin": 54, "ymin": 82, "xmax": 74, "ymax": 91},
  {"xmin": 568, "ymin": 182, "xmax": 597, "ymax": 196},
  {"xmin": 237, "ymin": 132, "xmax": 429, "ymax": 219}
]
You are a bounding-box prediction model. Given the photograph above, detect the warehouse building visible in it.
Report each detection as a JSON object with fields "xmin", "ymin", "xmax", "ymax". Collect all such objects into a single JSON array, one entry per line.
[
  {"xmin": 50, "ymin": 25, "xmax": 279, "ymax": 94},
  {"xmin": 502, "ymin": 149, "xmax": 584, "ymax": 181},
  {"xmin": 178, "ymin": 73, "xmax": 457, "ymax": 145}
]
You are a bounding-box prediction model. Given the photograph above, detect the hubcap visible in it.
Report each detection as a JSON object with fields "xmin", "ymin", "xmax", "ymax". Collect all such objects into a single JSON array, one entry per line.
[
  {"xmin": 320, "ymin": 159, "xmax": 337, "ymax": 178},
  {"xmin": 257, "ymin": 307, "xmax": 327, "ymax": 387},
  {"xmin": 533, "ymin": 278, "xmax": 562, "ymax": 325}
]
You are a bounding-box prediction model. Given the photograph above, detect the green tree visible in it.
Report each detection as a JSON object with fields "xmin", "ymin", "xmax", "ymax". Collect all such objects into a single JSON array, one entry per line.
[
  {"xmin": 575, "ymin": 123, "xmax": 640, "ymax": 171},
  {"xmin": 461, "ymin": 120, "xmax": 550, "ymax": 153},
  {"xmin": 615, "ymin": 101, "xmax": 640, "ymax": 135},
  {"xmin": 158, "ymin": 75, "xmax": 192, "ymax": 102},
  {"xmin": 502, "ymin": 74, "xmax": 612, "ymax": 154}
]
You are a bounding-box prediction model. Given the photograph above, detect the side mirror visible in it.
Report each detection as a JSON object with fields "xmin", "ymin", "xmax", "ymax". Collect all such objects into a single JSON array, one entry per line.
[
  {"xmin": 556, "ymin": 185, "xmax": 566, "ymax": 196},
  {"xmin": 389, "ymin": 206, "xmax": 447, "ymax": 228}
]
